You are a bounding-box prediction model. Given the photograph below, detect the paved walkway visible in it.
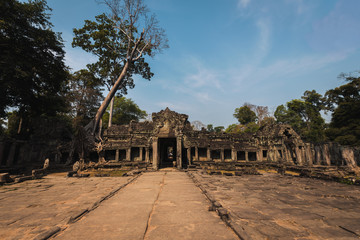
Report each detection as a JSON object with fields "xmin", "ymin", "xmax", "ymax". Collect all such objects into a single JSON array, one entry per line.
[
  {"xmin": 2, "ymin": 169, "xmax": 360, "ymax": 240},
  {"xmin": 0, "ymin": 174, "xmax": 131, "ymax": 240},
  {"xmin": 54, "ymin": 171, "xmax": 237, "ymax": 240},
  {"xmin": 191, "ymin": 171, "xmax": 360, "ymax": 240}
]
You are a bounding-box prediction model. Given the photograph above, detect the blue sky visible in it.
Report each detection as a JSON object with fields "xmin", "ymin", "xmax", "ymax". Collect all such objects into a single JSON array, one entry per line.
[{"xmin": 46, "ymin": 0, "xmax": 360, "ymax": 127}]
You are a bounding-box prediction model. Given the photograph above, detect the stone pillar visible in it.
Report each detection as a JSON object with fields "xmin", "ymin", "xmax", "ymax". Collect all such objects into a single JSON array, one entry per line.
[
  {"xmin": 16, "ymin": 144, "xmax": 24, "ymax": 165},
  {"xmin": 231, "ymin": 149, "xmax": 236, "ymax": 161},
  {"xmin": 245, "ymin": 151, "xmax": 249, "ymax": 161},
  {"xmin": 152, "ymin": 138, "xmax": 158, "ymax": 170},
  {"xmin": 0, "ymin": 143, "xmax": 5, "ymax": 166},
  {"xmin": 342, "ymin": 147, "xmax": 356, "ymax": 168},
  {"xmin": 6, "ymin": 142, "xmax": 17, "ymax": 167},
  {"xmin": 115, "ymin": 149, "xmax": 120, "ymax": 162},
  {"xmin": 295, "ymin": 147, "xmax": 303, "ymax": 165},
  {"xmin": 54, "ymin": 151, "xmax": 61, "ymax": 164},
  {"xmin": 126, "ymin": 148, "xmax": 131, "ymax": 161},
  {"xmin": 27, "ymin": 145, "xmax": 34, "ymax": 163},
  {"xmin": 139, "ymin": 147, "xmax": 143, "ymax": 161},
  {"xmin": 195, "ymin": 147, "xmax": 199, "ymax": 161},
  {"xmin": 305, "ymin": 143, "xmax": 313, "ymax": 166},
  {"xmin": 288, "ymin": 149, "xmax": 293, "ymax": 164},
  {"xmin": 187, "ymin": 148, "xmax": 191, "ymax": 165},
  {"xmin": 145, "ymin": 147, "xmax": 150, "ymax": 163},
  {"xmin": 207, "ymin": 148, "xmax": 211, "ymax": 161},
  {"xmin": 176, "ymin": 136, "xmax": 182, "ymax": 169},
  {"xmin": 315, "ymin": 146, "xmax": 322, "ymax": 165},
  {"xmin": 220, "ymin": 149, "xmax": 224, "ymax": 162},
  {"xmin": 257, "ymin": 151, "xmax": 261, "ymax": 162},
  {"xmin": 323, "ymin": 144, "xmax": 331, "ymax": 166}
]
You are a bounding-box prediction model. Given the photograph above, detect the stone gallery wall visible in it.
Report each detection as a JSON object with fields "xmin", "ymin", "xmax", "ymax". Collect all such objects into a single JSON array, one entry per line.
[
  {"xmin": 1, "ymin": 108, "xmax": 360, "ymax": 169},
  {"xmin": 0, "ymin": 140, "xmax": 64, "ymax": 168},
  {"xmin": 101, "ymin": 109, "xmax": 360, "ymax": 170}
]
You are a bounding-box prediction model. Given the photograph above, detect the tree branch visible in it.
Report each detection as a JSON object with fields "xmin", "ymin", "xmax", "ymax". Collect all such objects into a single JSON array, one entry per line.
[{"xmin": 133, "ymin": 41, "xmax": 149, "ymax": 61}]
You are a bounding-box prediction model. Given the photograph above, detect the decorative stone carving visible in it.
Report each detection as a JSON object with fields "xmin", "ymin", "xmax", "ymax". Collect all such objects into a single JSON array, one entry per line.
[
  {"xmin": 152, "ymin": 107, "xmax": 190, "ymax": 136},
  {"xmin": 43, "ymin": 158, "xmax": 50, "ymax": 169}
]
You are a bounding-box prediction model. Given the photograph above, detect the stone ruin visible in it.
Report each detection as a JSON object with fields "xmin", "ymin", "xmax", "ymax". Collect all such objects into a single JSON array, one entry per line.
[
  {"xmin": 100, "ymin": 108, "xmax": 360, "ymax": 172},
  {"xmin": 1, "ymin": 108, "xmax": 360, "ymax": 179}
]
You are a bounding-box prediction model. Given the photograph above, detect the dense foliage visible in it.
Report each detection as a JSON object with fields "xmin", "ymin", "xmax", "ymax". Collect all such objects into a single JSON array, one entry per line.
[
  {"xmin": 325, "ymin": 75, "xmax": 360, "ymax": 145},
  {"xmin": 73, "ymin": 0, "xmax": 168, "ymax": 135},
  {"xmin": 102, "ymin": 97, "xmax": 147, "ymax": 126},
  {"xmin": 233, "ymin": 106, "xmax": 257, "ymax": 125},
  {"xmin": 0, "ymin": 0, "xmax": 71, "ymax": 140},
  {"xmin": 274, "ymin": 90, "xmax": 326, "ymax": 142},
  {"xmin": 72, "ymin": 13, "xmax": 153, "ymax": 96},
  {"xmin": 272, "ymin": 76, "xmax": 360, "ymax": 145},
  {"xmin": 66, "ymin": 69, "xmax": 103, "ymax": 127},
  {"xmin": 0, "ymin": 0, "xmax": 68, "ymax": 118}
]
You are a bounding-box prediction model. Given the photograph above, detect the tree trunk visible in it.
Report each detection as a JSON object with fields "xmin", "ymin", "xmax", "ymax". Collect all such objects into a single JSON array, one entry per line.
[
  {"xmin": 108, "ymin": 96, "xmax": 115, "ymax": 128},
  {"xmin": 98, "ymin": 118, "xmax": 102, "ymax": 139},
  {"xmin": 92, "ymin": 60, "xmax": 130, "ymax": 136},
  {"xmin": 17, "ymin": 117, "xmax": 23, "ymax": 134}
]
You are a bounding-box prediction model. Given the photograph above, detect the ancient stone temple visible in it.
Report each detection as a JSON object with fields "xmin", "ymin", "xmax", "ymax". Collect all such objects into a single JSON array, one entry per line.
[
  {"xmin": 101, "ymin": 108, "xmax": 359, "ymax": 170},
  {"xmin": 1, "ymin": 108, "xmax": 359, "ymax": 170}
]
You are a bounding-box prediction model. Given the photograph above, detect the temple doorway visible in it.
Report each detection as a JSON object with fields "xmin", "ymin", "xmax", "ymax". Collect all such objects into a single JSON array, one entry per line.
[{"xmin": 159, "ymin": 138, "xmax": 176, "ymax": 168}]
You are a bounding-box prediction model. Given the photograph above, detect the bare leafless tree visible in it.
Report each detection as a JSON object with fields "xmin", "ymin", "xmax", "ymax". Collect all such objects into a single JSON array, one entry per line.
[
  {"xmin": 191, "ymin": 120, "xmax": 206, "ymax": 131},
  {"xmin": 88, "ymin": 0, "xmax": 168, "ymax": 136},
  {"xmin": 243, "ymin": 102, "xmax": 269, "ymax": 123},
  {"xmin": 255, "ymin": 106, "xmax": 269, "ymax": 123}
]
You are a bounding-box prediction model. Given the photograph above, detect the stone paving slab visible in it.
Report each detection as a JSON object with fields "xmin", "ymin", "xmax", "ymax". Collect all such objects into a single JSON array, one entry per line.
[
  {"xmin": 54, "ymin": 171, "xmax": 238, "ymax": 240},
  {"xmin": 2, "ymin": 169, "xmax": 360, "ymax": 240},
  {"xmin": 144, "ymin": 171, "xmax": 237, "ymax": 240},
  {"xmin": 0, "ymin": 173, "xmax": 131, "ymax": 240},
  {"xmin": 192, "ymin": 171, "xmax": 360, "ymax": 240}
]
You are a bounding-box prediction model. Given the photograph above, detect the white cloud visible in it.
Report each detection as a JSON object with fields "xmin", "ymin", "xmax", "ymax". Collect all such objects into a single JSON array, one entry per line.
[
  {"xmin": 284, "ymin": 0, "xmax": 307, "ymax": 15},
  {"xmin": 295, "ymin": 0, "xmax": 305, "ymax": 14},
  {"xmin": 155, "ymin": 56, "xmax": 226, "ymax": 104},
  {"xmin": 231, "ymin": 51, "xmax": 349, "ymax": 88},
  {"xmin": 184, "ymin": 58, "xmax": 222, "ymax": 90},
  {"xmin": 238, "ymin": 0, "xmax": 251, "ymax": 9},
  {"xmin": 195, "ymin": 92, "xmax": 211, "ymax": 103},
  {"xmin": 253, "ymin": 19, "xmax": 271, "ymax": 64}
]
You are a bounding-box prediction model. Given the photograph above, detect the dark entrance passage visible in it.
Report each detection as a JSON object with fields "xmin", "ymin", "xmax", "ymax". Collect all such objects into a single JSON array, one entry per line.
[{"xmin": 159, "ymin": 138, "xmax": 176, "ymax": 168}]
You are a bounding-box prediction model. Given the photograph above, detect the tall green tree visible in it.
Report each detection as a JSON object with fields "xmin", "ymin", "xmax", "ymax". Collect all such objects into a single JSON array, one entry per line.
[
  {"xmin": 241, "ymin": 103, "xmax": 269, "ymax": 124},
  {"xmin": 325, "ymin": 74, "xmax": 360, "ymax": 145},
  {"xmin": 214, "ymin": 126, "xmax": 225, "ymax": 133},
  {"xmin": 102, "ymin": 97, "xmax": 147, "ymax": 126},
  {"xmin": 207, "ymin": 124, "xmax": 214, "ymax": 132},
  {"xmin": 76, "ymin": 0, "xmax": 168, "ymax": 136},
  {"xmin": 0, "ymin": 0, "xmax": 68, "ymax": 119},
  {"xmin": 72, "ymin": 13, "xmax": 153, "ymax": 127},
  {"xmin": 274, "ymin": 90, "xmax": 326, "ymax": 142},
  {"xmin": 233, "ymin": 106, "xmax": 257, "ymax": 124},
  {"xmin": 66, "ymin": 70, "xmax": 103, "ymax": 126}
]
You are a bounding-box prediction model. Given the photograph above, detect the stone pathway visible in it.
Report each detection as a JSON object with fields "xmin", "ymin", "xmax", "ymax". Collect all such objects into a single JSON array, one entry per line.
[
  {"xmin": 191, "ymin": 171, "xmax": 360, "ymax": 240},
  {"xmin": 2, "ymin": 169, "xmax": 360, "ymax": 240},
  {"xmin": 0, "ymin": 173, "xmax": 131, "ymax": 240},
  {"xmin": 54, "ymin": 171, "xmax": 238, "ymax": 240}
]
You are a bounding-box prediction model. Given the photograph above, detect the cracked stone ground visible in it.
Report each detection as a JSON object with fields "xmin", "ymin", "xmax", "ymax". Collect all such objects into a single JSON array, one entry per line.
[
  {"xmin": 192, "ymin": 171, "xmax": 360, "ymax": 240},
  {"xmin": 0, "ymin": 174, "xmax": 131, "ymax": 240},
  {"xmin": 54, "ymin": 171, "xmax": 237, "ymax": 240},
  {"xmin": 1, "ymin": 170, "xmax": 360, "ymax": 240}
]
